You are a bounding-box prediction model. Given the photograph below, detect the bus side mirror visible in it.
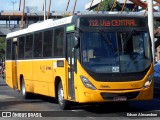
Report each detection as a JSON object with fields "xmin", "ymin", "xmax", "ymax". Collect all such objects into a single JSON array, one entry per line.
[
  {"xmin": 74, "ymin": 36, "xmax": 80, "ymax": 48},
  {"xmin": 74, "ymin": 31, "xmax": 80, "ymax": 48}
]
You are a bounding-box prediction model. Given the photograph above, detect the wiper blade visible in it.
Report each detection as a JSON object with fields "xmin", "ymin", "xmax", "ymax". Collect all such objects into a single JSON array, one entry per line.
[
  {"xmin": 96, "ymin": 28, "xmax": 113, "ymax": 47},
  {"xmin": 96, "ymin": 28, "xmax": 117, "ymax": 56},
  {"xmin": 123, "ymin": 29, "xmax": 135, "ymax": 47}
]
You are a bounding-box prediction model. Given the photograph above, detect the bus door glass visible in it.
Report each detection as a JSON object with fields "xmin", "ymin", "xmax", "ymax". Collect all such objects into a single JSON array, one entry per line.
[
  {"xmin": 66, "ymin": 33, "xmax": 76, "ymax": 100},
  {"xmin": 12, "ymin": 38, "xmax": 18, "ymax": 89}
]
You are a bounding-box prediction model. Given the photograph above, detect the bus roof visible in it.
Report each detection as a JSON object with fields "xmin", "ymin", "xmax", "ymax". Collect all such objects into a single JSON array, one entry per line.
[
  {"xmin": 6, "ymin": 13, "xmax": 147, "ymax": 39},
  {"xmin": 6, "ymin": 16, "xmax": 74, "ymax": 39}
]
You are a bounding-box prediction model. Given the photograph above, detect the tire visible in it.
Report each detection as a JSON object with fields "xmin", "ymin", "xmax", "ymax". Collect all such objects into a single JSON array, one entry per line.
[
  {"xmin": 21, "ymin": 78, "xmax": 30, "ymax": 99},
  {"xmin": 57, "ymin": 81, "xmax": 70, "ymax": 110}
]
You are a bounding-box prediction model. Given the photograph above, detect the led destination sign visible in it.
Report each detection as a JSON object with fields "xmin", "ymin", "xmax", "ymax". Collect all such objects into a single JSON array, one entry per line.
[
  {"xmin": 80, "ymin": 17, "xmax": 146, "ymax": 27},
  {"xmin": 89, "ymin": 19, "xmax": 137, "ymax": 27}
]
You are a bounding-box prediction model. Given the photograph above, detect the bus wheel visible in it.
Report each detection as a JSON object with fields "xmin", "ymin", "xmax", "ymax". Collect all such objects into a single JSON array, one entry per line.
[
  {"xmin": 21, "ymin": 78, "xmax": 30, "ymax": 99},
  {"xmin": 58, "ymin": 81, "xmax": 70, "ymax": 110}
]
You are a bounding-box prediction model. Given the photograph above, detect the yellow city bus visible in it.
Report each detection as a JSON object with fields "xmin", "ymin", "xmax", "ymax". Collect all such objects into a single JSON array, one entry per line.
[{"xmin": 5, "ymin": 14, "xmax": 153, "ymax": 110}]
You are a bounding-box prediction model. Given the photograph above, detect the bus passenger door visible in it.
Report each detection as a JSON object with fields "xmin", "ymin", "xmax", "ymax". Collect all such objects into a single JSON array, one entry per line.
[
  {"xmin": 67, "ymin": 33, "xmax": 76, "ymax": 100},
  {"xmin": 12, "ymin": 38, "xmax": 18, "ymax": 89}
]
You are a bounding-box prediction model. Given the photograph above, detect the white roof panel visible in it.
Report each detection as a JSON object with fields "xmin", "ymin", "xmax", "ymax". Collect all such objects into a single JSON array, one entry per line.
[{"xmin": 6, "ymin": 16, "xmax": 73, "ymax": 39}]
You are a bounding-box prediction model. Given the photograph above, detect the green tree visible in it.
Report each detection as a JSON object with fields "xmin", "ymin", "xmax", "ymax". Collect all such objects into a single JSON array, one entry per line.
[
  {"xmin": 0, "ymin": 37, "xmax": 5, "ymax": 62},
  {"xmin": 93, "ymin": 0, "xmax": 129, "ymax": 12}
]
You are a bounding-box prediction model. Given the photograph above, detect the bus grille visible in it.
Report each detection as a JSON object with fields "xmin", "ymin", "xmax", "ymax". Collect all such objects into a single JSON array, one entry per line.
[
  {"xmin": 100, "ymin": 91, "xmax": 140, "ymax": 100},
  {"xmin": 91, "ymin": 74, "xmax": 145, "ymax": 82},
  {"xmin": 85, "ymin": 66, "xmax": 149, "ymax": 82}
]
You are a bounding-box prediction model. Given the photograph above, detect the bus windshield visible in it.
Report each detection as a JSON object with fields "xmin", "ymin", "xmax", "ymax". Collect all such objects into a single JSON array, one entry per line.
[{"xmin": 81, "ymin": 30, "xmax": 151, "ymax": 73}]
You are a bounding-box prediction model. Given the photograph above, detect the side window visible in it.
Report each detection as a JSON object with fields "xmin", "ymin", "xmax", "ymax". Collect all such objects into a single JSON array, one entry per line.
[
  {"xmin": 34, "ymin": 32, "xmax": 42, "ymax": 58},
  {"xmin": 18, "ymin": 36, "xmax": 25, "ymax": 59},
  {"xmin": 143, "ymin": 33, "xmax": 150, "ymax": 58},
  {"xmin": 54, "ymin": 27, "xmax": 64, "ymax": 57},
  {"xmin": 43, "ymin": 30, "xmax": 53, "ymax": 57},
  {"xmin": 12, "ymin": 40, "xmax": 15, "ymax": 60},
  {"xmin": 6, "ymin": 39, "xmax": 12, "ymax": 60},
  {"xmin": 25, "ymin": 34, "xmax": 33, "ymax": 58}
]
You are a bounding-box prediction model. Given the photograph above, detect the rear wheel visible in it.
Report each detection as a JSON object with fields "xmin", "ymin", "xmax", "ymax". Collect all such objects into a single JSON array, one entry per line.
[
  {"xmin": 57, "ymin": 81, "xmax": 70, "ymax": 110},
  {"xmin": 21, "ymin": 78, "xmax": 30, "ymax": 99}
]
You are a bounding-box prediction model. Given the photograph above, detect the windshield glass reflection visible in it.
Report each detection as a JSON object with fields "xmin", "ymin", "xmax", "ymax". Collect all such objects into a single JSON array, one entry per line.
[{"xmin": 81, "ymin": 30, "xmax": 151, "ymax": 73}]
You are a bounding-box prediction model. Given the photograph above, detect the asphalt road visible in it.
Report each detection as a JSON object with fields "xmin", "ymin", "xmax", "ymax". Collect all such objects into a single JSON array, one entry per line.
[{"xmin": 0, "ymin": 76, "xmax": 160, "ymax": 120}]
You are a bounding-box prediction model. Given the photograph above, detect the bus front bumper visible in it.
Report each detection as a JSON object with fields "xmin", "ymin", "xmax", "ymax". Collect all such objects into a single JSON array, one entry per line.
[{"xmin": 76, "ymin": 86, "xmax": 153, "ymax": 103}]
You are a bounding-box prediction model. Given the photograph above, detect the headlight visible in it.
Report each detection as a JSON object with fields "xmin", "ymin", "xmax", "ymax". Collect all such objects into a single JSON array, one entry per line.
[
  {"xmin": 143, "ymin": 75, "xmax": 153, "ymax": 88},
  {"xmin": 80, "ymin": 75, "xmax": 96, "ymax": 90}
]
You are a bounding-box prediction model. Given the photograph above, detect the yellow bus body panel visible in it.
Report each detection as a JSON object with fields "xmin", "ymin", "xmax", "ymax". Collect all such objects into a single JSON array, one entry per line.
[
  {"xmin": 74, "ymin": 61, "xmax": 153, "ymax": 103},
  {"xmin": 6, "ymin": 59, "xmax": 153, "ymax": 103},
  {"xmin": 6, "ymin": 59, "xmax": 67, "ymax": 98},
  {"xmin": 5, "ymin": 61, "xmax": 13, "ymax": 88}
]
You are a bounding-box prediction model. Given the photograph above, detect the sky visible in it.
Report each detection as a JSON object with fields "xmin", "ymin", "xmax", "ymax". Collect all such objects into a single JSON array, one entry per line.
[{"xmin": 0, "ymin": 0, "xmax": 91, "ymax": 12}]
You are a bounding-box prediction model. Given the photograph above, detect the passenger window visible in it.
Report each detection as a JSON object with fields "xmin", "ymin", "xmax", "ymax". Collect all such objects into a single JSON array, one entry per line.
[
  {"xmin": 43, "ymin": 30, "xmax": 53, "ymax": 57},
  {"xmin": 34, "ymin": 32, "xmax": 42, "ymax": 58},
  {"xmin": 6, "ymin": 39, "xmax": 12, "ymax": 60},
  {"xmin": 18, "ymin": 36, "xmax": 25, "ymax": 59},
  {"xmin": 54, "ymin": 28, "xmax": 64, "ymax": 57},
  {"xmin": 25, "ymin": 34, "xmax": 33, "ymax": 58}
]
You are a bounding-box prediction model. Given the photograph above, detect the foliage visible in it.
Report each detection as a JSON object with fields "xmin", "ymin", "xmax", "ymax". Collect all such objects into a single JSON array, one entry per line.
[
  {"xmin": 0, "ymin": 37, "xmax": 5, "ymax": 61},
  {"xmin": 93, "ymin": 0, "xmax": 129, "ymax": 12}
]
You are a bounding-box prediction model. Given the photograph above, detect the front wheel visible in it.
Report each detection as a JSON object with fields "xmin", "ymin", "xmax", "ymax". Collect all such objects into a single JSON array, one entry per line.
[
  {"xmin": 21, "ymin": 78, "xmax": 30, "ymax": 99},
  {"xmin": 58, "ymin": 81, "xmax": 70, "ymax": 110}
]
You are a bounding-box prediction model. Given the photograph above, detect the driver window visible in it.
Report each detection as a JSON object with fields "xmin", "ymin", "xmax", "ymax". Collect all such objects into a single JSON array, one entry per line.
[{"xmin": 133, "ymin": 36, "xmax": 144, "ymax": 55}]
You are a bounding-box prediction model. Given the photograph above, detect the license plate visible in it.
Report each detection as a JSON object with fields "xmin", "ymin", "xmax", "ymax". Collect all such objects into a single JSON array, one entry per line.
[{"xmin": 113, "ymin": 96, "xmax": 127, "ymax": 101}]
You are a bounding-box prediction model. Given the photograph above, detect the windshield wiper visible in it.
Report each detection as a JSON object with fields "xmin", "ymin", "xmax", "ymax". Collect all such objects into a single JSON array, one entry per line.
[
  {"xmin": 96, "ymin": 28, "xmax": 113, "ymax": 48},
  {"xmin": 123, "ymin": 29, "xmax": 135, "ymax": 48},
  {"xmin": 96, "ymin": 28, "xmax": 118, "ymax": 56}
]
